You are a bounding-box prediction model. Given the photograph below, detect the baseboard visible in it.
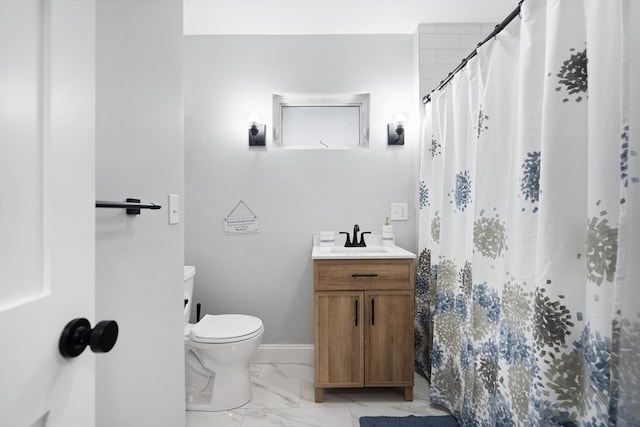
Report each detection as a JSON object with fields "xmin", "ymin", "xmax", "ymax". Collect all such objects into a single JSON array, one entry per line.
[{"xmin": 250, "ymin": 344, "xmax": 314, "ymax": 364}]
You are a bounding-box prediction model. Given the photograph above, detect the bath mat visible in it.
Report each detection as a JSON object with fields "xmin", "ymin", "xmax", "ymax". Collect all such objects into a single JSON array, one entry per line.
[{"xmin": 359, "ymin": 415, "xmax": 460, "ymax": 427}]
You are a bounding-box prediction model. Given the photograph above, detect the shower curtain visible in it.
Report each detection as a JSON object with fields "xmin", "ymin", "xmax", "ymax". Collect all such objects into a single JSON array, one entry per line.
[{"xmin": 415, "ymin": 0, "xmax": 639, "ymax": 425}]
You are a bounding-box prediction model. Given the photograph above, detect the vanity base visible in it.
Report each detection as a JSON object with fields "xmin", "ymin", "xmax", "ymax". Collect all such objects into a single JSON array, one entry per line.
[
  {"xmin": 313, "ymin": 386, "xmax": 413, "ymax": 403},
  {"xmin": 313, "ymin": 258, "xmax": 416, "ymax": 406}
]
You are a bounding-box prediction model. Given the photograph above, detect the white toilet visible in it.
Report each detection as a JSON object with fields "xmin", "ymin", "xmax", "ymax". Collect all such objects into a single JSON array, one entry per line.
[{"xmin": 183, "ymin": 266, "xmax": 264, "ymax": 411}]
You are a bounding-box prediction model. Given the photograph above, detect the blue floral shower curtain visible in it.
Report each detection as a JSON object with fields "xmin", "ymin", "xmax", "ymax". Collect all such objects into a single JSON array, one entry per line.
[{"xmin": 415, "ymin": 0, "xmax": 639, "ymax": 425}]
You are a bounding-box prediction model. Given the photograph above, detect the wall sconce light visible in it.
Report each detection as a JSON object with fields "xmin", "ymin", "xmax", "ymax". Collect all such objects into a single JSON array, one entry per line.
[
  {"xmin": 248, "ymin": 121, "xmax": 266, "ymax": 146},
  {"xmin": 388, "ymin": 119, "xmax": 405, "ymax": 145}
]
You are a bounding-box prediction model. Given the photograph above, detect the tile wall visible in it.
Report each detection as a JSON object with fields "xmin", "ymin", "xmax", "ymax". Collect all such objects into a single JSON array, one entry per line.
[{"xmin": 418, "ymin": 23, "xmax": 495, "ymax": 101}]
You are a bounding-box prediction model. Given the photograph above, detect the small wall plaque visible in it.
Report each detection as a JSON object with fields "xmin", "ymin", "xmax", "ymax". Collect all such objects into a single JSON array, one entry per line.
[
  {"xmin": 224, "ymin": 200, "xmax": 260, "ymax": 235},
  {"xmin": 224, "ymin": 216, "xmax": 260, "ymax": 234}
]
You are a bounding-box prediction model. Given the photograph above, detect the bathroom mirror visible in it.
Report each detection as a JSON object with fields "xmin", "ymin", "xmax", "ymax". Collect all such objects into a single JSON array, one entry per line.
[{"xmin": 272, "ymin": 93, "xmax": 370, "ymax": 149}]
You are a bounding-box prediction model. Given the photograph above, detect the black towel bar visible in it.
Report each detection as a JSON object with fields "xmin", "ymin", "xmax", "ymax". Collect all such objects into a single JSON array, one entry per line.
[{"xmin": 95, "ymin": 198, "xmax": 161, "ymax": 215}]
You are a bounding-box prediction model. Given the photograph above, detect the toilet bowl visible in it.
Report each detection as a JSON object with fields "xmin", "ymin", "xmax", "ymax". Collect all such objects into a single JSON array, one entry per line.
[{"xmin": 183, "ymin": 266, "xmax": 264, "ymax": 411}]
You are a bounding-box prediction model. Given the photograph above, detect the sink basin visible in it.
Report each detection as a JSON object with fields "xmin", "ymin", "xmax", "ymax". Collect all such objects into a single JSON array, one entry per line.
[
  {"xmin": 330, "ymin": 247, "xmax": 389, "ymax": 254},
  {"xmin": 311, "ymin": 236, "xmax": 416, "ymax": 260}
]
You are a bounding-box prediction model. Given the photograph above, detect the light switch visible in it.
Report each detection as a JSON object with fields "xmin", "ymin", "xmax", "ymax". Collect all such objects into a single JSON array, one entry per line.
[{"xmin": 168, "ymin": 194, "xmax": 179, "ymax": 224}]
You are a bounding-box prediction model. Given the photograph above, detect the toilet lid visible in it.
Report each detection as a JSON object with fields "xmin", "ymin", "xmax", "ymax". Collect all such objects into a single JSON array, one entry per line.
[{"xmin": 189, "ymin": 314, "xmax": 264, "ymax": 344}]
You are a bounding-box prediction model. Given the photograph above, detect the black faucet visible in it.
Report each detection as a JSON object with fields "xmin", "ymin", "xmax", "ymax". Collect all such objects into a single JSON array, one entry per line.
[{"xmin": 340, "ymin": 224, "xmax": 371, "ymax": 247}]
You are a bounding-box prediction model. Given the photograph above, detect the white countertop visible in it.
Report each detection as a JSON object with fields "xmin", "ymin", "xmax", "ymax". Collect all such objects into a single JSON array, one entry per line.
[{"xmin": 311, "ymin": 234, "xmax": 416, "ymax": 260}]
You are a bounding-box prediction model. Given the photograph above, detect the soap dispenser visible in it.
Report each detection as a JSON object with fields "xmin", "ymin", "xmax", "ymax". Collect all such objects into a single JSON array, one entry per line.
[{"xmin": 382, "ymin": 217, "xmax": 395, "ymax": 247}]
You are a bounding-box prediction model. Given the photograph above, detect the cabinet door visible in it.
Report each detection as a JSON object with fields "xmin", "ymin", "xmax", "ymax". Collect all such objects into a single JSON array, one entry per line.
[
  {"xmin": 315, "ymin": 292, "xmax": 364, "ymax": 387},
  {"xmin": 365, "ymin": 291, "xmax": 414, "ymax": 386}
]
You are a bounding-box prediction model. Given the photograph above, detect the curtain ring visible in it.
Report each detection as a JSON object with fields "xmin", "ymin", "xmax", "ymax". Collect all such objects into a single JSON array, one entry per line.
[{"xmin": 518, "ymin": 0, "xmax": 524, "ymax": 18}]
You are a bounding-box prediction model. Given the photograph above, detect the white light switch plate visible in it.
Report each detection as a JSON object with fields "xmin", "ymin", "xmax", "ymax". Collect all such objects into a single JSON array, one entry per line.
[
  {"xmin": 168, "ymin": 194, "xmax": 179, "ymax": 224},
  {"xmin": 390, "ymin": 203, "xmax": 408, "ymax": 221}
]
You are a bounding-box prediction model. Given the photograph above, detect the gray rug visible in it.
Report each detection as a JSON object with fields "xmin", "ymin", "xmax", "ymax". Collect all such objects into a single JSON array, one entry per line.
[{"xmin": 359, "ymin": 415, "xmax": 459, "ymax": 427}]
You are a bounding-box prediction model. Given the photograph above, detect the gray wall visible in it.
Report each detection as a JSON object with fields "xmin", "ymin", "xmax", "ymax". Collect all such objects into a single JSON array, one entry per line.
[
  {"xmin": 95, "ymin": 1, "xmax": 185, "ymax": 426},
  {"xmin": 185, "ymin": 35, "xmax": 419, "ymax": 344}
]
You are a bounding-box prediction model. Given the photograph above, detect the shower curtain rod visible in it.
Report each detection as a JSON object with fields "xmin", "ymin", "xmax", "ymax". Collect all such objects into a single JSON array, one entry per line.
[{"xmin": 422, "ymin": 0, "xmax": 523, "ymax": 104}]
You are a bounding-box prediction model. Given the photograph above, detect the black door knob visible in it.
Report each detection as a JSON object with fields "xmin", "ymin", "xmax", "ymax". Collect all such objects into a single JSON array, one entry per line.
[{"xmin": 59, "ymin": 318, "xmax": 119, "ymax": 358}]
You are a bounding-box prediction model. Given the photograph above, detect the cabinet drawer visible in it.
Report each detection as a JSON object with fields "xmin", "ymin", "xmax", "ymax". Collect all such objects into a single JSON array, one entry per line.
[{"xmin": 314, "ymin": 259, "xmax": 414, "ymax": 291}]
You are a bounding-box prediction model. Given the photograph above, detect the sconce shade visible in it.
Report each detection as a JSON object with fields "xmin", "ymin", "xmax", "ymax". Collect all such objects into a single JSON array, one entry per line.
[
  {"xmin": 249, "ymin": 123, "xmax": 266, "ymax": 146},
  {"xmin": 388, "ymin": 123, "xmax": 404, "ymax": 145}
]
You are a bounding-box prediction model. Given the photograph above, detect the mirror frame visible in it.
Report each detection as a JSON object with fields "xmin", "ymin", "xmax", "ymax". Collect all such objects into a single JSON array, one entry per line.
[{"xmin": 272, "ymin": 93, "xmax": 370, "ymax": 149}]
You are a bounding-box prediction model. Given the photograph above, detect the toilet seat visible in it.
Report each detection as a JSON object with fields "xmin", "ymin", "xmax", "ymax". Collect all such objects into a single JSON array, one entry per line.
[{"xmin": 190, "ymin": 314, "xmax": 264, "ymax": 344}]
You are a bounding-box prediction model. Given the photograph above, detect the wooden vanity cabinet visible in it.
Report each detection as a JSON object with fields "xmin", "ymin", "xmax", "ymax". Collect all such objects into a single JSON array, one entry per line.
[{"xmin": 313, "ymin": 259, "xmax": 415, "ymax": 402}]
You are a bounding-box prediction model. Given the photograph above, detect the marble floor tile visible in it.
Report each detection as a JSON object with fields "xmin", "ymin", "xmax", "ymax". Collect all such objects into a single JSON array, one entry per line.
[
  {"xmin": 298, "ymin": 380, "xmax": 360, "ymax": 408},
  {"xmin": 242, "ymin": 378, "xmax": 302, "ymax": 409},
  {"xmin": 185, "ymin": 409, "xmax": 245, "ymax": 427},
  {"xmin": 242, "ymin": 407, "xmax": 352, "ymax": 427},
  {"xmin": 299, "ymin": 380, "xmax": 413, "ymax": 408},
  {"xmin": 185, "ymin": 364, "xmax": 452, "ymax": 427}
]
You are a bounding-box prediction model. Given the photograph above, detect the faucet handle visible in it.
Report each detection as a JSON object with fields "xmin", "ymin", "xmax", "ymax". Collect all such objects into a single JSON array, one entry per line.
[
  {"xmin": 359, "ymin": 232, "xmax": 371, "ymax": 247},
  {"xmin": 339, "ymin": 231, "xmax": 352, "ymax": 247}
]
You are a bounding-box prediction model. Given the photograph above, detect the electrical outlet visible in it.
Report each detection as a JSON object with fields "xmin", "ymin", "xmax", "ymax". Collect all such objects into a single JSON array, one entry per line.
[{"xmin": 390, "ymin": 203, "xmax": 408, "ymax": 221}]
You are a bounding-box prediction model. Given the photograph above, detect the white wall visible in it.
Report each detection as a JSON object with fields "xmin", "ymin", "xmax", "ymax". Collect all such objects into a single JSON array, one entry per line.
[
  {"xmin": 95, "ymin": 1, "xmax": 185, "ymax": 426},
  {"xmin": 185, "ymin": 35, "xmax": 419, "ymax": 344}
]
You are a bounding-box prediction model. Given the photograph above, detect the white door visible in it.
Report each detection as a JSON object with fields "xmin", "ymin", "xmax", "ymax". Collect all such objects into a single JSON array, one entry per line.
[{"xmin": 0, "ymin": 1, "xmax": 97, "ymax": 426}]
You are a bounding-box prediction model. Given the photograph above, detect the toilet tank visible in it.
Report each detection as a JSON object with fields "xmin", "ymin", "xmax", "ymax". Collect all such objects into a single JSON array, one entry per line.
[{"xmin": 184, "ymin": 266, "xmax": 196, "ymax": 322}]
